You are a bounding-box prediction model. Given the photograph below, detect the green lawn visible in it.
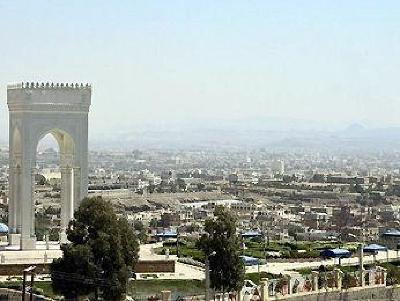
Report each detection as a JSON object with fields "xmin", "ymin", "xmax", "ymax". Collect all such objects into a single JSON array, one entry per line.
[
  {"xmin": 244, "ymin": 240, "xmax": 360, "ymax": 259},
  {"xmin": 0, "ymin": 279, "xmax": 205, "ymax": 300},
  {"xmin": 245, "ymin": 272, "xmax": 280, "ymax": 285},
  {"xmin": 36, "ymin": 281, "xmax": 58, "ymax": 298},
  {"xmin": 0, "ymin": 280, "xmax": 57, "ymax": 299},
  {"xmin": 156, "ymin": 240, "xmax": 357, "ymax": 261},
  {"xmin": 129, "ymin": 279, "xmax": 204, "ymax": 299},
  {"xmin": 155, "ymin": 242, "xmax": 205, "ymax": 262}
]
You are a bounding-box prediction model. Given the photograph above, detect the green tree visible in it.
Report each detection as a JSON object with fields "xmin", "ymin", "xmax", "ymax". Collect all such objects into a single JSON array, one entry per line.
[
  {"xmin": 197, "ymin": 183, "xmax": 206, "ymax": 191},
  {"xmin": 133, "ymin": 220, "xmax": 148, "ymax": 243},
  {"xmin": 51, "ymin": 196, "xmax": 139, "ymax": 300},
  {"xmin": 147, "ymin": 184, "xmax": 156, "ymax": 194},
  {"xmin": 149, "ymin": 218, "xmax": 158, "ymax": 228},
  {"xmin": 198, "ymin": 206, "xmax": 245, "ymax": 295},
  {"xmin": 133, "ymin": 220, "xmax": 144, "ymax": 232},
  {"xmin": 49, "ymin": 227, "xmax": 60, "ymax": 241}
]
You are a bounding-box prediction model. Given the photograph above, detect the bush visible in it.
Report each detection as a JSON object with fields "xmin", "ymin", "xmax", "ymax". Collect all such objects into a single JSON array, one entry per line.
[
  {"xmin": 381, "ymin": 263, "xmax": 400, "ymax": 285},
  {"xmin": 250, "ymin": 237, "xmax": 263, "ymax": 243},
  {"xmin": 0, "ymin": 281, "xmax": 22, "ymax": 290},
  {"xmin": 245, "ymin": 272, "xmax": 280, "ymax": 284}
]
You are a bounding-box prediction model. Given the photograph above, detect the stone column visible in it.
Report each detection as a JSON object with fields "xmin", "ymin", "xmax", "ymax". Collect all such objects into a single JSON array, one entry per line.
[
  {"xmin": 14, "ymin": 166, "xmax": 22, "ymax": 233},
  {"xmin": 30, "ymin": 167, "xmax": 36, "ymax": 238},
  {"xmin": 60, "ymin": 167, "xmax": 74, "ymax": 243},
  {"xmin": 73, "ymin": 167, "xmax": 81, "ymax": 210},
  {"xmin": 20, "ymin": 162, "xmax": 36, "ymax": 250},
  {"xmin": 312, "ymin": 271, "xmax": 319, "ymax": 292},
  {"xmin": 360, "ymin": 269, "xmax": 365, "ymax": 287},
  {"xmin": 161, "ymin": 291, "xmax": 171, "ymax": 301},
  {"xmin": 8, "ymin": 124, "xmax": 23, "ymax": 241},
  {"xmin": 375, "ymin": 267, "xmax": 382, "ymax": 285},
  {"xmin": 369, "ymin": 270, "xmax": 374, "ymax": 286},
  {"xmin": 287, "ymin": 276, "xmax": 292, "ymax": 295},
  {"xmin": 260, "ymin": 278, "xmax": 269, "ymax": 301},
  {"xmin": 383, "ymin": 269, "xmax": 387, "ymax": 286},
  {"xmin": 7, "ymin": 166, "xmax": 16, "ymax": 233},
  {"xmin": 8, "ymin": 164, "xmax": 22, "ymax": 246},
  {"xmin": 45, "ymin": 232, "xmax": 49, "ymax": 250},
  {"xmin": 359, "ymin": 243, "xmax": 364, "ymax": 271},
  {"xmin": 334, "ymin": 268, "xmax": 342, "ymax": 290}
]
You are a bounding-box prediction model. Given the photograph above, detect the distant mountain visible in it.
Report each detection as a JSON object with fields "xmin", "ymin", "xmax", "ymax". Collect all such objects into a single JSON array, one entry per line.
[
  {"xmin": 344, "ymin": 123, "xmax": 367, "ymax": 134},
  {"xmin": 90, "ymin": 122, "xmax": 400, "ymax": 152},
  {"xmin": 3, "ymin": 117, "xmax": 400, "ymax": 152}
]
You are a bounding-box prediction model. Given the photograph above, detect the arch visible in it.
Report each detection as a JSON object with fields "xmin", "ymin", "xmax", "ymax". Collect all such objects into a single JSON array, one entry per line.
[
  {"xmin": 7, "ymin": 83, "xmax": 91, "ymax": 250},
  {"xmin": 33, "ymin": 128, "xmax": 78, "ymax": 243},
  {"xmin": 35, "ymin": 128, "xmax": 76, "ymax": 166}
]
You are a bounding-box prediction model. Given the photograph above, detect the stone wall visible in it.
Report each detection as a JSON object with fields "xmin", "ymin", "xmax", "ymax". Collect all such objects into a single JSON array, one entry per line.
[
  {"xmin": 0, "ymin": 259, "xmax": 175, "ymax": 276},
  {"xmin": 268, "ymin": 285, "xmax": 400, "ymax": 301},
  {"xmin": 134, "ymin": 260, "xmax": 175, "ymax": 273},
  {"xmin": 0, "ymin": 287, "xmax": 52, "ymax": 301}
]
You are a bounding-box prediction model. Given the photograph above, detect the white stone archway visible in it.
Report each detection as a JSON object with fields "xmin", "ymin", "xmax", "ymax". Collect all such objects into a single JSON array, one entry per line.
[{"xmin": 7, "ymin": 82, "xmax": 91, "ymax": 250}]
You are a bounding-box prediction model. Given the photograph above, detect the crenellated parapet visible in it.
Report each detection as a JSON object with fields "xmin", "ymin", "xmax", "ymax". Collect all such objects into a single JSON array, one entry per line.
[
  {"xmin": 7, "ymin": 82, "xmax": 91, "ymax": 90},
  {"xmin": 7, "ymin": 81, "xmax": 92, "ymax": 112}
]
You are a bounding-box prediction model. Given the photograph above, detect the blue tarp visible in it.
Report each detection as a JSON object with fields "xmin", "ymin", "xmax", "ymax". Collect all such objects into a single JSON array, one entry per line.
[
  {"xmin": 363, "ymin": 244, "xmax": 387, "ymax": 253},
  {"xmin": 156, "ymin": 230, "xmax": 177, "ymax": 238},
  {"xmin": 242, "ymin": 231, "xmax": 262, "ymax": 238},
  {"xmin": 382, "ymin": 229, "xmax": 400, "ymax": 237},
  {"xmin": 0, "ymin": 223, "xmax": 8, "ymax": 234},
  {"xmin": 240, "ymin": 255, "xmax": 260, "ymax": 266},
  {"xmin": 320, "ymin": 248, "xmax": 351, "ymax": 258}
]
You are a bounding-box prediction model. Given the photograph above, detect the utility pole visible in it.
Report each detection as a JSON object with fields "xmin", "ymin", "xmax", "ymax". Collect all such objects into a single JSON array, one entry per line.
[
  {"xmin": 205, "ymin": 251, "xmax": 216, "ymax": 301},
  {"xmin": 205, "ymin": 257, "xmax": 210, "ymax": 301},
  {"xmin": 176, "ymin": 226, "xmax": 180, "ymax": 258},
  {"xmin": 22, "ymin": 266, "xmax": 36, "ymax": 301},
  {"xmin": 262, "ymin": 224, "xmax": 267, "ymax": 259}
]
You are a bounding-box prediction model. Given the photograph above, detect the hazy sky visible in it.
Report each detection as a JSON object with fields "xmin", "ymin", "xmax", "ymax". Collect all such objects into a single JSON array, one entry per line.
[{"xmin": 1, "ymin": 0, "xmax": 400, "ymax": 135}]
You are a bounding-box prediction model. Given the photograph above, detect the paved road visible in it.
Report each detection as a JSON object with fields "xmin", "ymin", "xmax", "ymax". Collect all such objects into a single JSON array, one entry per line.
[
  {"xmin": 0, "ymin": 242, "xmax": 394, "ymax": 281},
  {"xmin": 138, "ymin": 243, "xmax": 205, "ymax": 280},
  {"xmin": 252, "ymin": 249, "xmax": 400, "ymax": 276},
  {"xmin": 139, "ymin": 243, "xmax": 400, "ymax": 280}
]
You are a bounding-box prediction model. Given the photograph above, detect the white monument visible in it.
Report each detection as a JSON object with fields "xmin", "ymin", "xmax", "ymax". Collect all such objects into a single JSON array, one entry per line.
[{"xmin": 7, "ymin": 82, "xmax": 91, "ymax": 250}]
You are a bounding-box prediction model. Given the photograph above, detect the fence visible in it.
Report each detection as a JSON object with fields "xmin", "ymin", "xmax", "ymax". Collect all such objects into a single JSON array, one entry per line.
[
  {"xmin": 141, "ymin": 267, "xmax": 388, "ymax": 301},
  {"xmin": 249, "ymin": 266, "xmax": 387, "ymax": 300}
]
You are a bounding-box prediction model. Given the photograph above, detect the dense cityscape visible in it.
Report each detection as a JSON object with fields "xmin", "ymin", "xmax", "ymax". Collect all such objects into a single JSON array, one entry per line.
[
  {"xmin": 1, "ymin": 147, "xmax": 400, "ymax": 246},
  {"xmin": 1, "ymin": 145, "xmax": 400, "ymax": 299}
]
